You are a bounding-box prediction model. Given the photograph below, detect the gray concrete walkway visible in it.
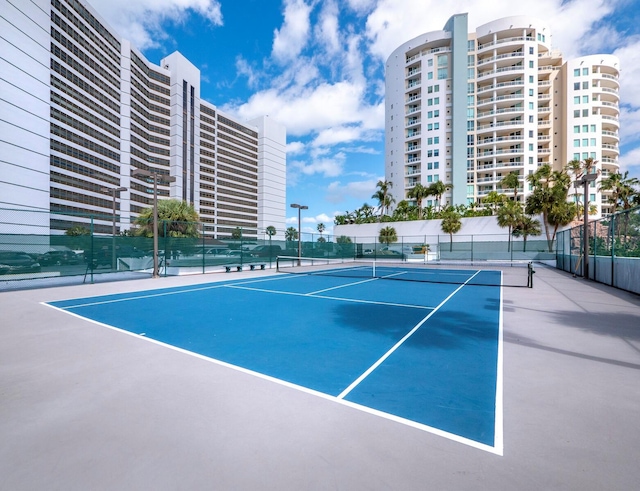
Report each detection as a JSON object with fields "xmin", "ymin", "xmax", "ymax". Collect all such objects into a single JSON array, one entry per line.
[{"xmin": 1, "ymin": 267, "xmax": 639, "ymax": 490}]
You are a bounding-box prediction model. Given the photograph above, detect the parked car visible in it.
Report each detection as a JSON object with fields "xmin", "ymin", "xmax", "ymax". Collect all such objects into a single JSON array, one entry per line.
[
  {"xmin": 38, "ymin": 250, "xmax": 81, "ymax": 266},
  {"xmin": 0, "ymin": 251, "xmax": 41, "ymax": 275},
  {"xmin": 250, "ymin": 245, "xmax": 283, "ymax": 258}
]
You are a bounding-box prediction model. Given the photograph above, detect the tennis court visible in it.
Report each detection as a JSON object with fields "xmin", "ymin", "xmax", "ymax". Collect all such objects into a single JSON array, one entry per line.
[
  {"xmin": 45, "ymin": 260, "xmax": 513, "ymax": 452},
  {"xmin": 2, "ymin": 262, "xmax": 639, "ymax": 489}
]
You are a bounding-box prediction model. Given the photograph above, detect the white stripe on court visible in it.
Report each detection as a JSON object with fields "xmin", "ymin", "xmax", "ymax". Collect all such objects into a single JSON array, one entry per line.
[
  {"xmin": 223, "ymin": 284, "xmax": 433, "ymax": 310},
  {"xmin": 336, "ymin": 270, "xmax": 482, "ymax": 400},
  {"xmin": 50, "ymin": 274, "xmax": 298, "ymax": 309}
]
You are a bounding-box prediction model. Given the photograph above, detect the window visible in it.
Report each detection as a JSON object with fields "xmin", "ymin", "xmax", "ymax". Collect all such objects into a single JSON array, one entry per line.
[
  {"xmin": 435, "ymin": 97, "xmax": 440, "ymax": 105},
  {"xmin": 427, "ymin": 86, "xmax": 433, "ymax": 94},
  {"xmin": 467, "ymin": 82, "xmax": 475, "ymax": 94},
  {"xmin": 434, "ymin": 122, "xmax": 440, "ymax": 130},
  {"xmin": 428, "ymin": 111, "xmax": 433, "ymax": 118},
  {"xmin": 529, "ymin": 115, "xmax": 534, "ymax": 123},
  {"xmin": 467, "ymin": 68, "xmax": 475, "ymax": 79},
  {"xmin": 434, "ymin": 175, "xmax": 439, "ymax": 182},
  {"xmin": 574, "ymin": 110, "xmax": 580, "ymax": 117},
  {"xmin": 574, "ymin": 139, "xmax": 580, "ymax": 147},
  {"xmin": 582, "ymin": 152, "xmax": 588, "ymax": 159},
  {"xmin": 529, "ymin": 144, "xmax": 534, "ymax": 151},
  {"xmin": 427, "ymin": 59, "xmax": 433, "ymax": 67},
  {"xmin": 438, "ymin": 68, "xmax": 448, "ymax": 79},
  {"xmin": 428, "ymin": 72, "xmax": 433, "ymax": 80},
  {"xmin": 438, "ymin": 55, "xmax": 447, "ymax": 67},
  {"xmin": 427, "ymin": 123, "xmax": 433, "ymax": 130},
  {"xmin": 427, "ymin": 137, "xmax": 433, "ymax": 145},
  {"xmin": 468, "ymin": 40, "xmax": 475, "ymax": 50},
  {"xmin": 434, "ymin": 85, "xmax": 440, "ymax": 92},
  {"xmin": 529, "ymin": 61, "xmax": 534, "ymax": 68},
  {"xmin": 434, "ymin": 137, "xmax": 439, "ymax": 144},
  {"xmin": 434, "ymin": 162, "xmax": 439, "ymax": 169},
  {"xmin": 574, "ymin": 153, "xmax": 580, "ymax": 160},
  {"xmin": 529, "ymin": 89, "xmax": 534, "ymax": 96},
  {"xmin": 590, "ymin": 138, "xmax": 596, "ymax": 146},
  {"xmin": 583, "ymin": 125, "xmax": 589, "ymax": 132},
  {"xmin": 428, "ymin": 99, "xmax": 433, "ymax": 106},
  {"xmin": 427, "ymin": 175, "xmax": 433, "ymax": 183},
  {"xmin": 583, "ymin": 109, "xmax": 589, "ymax": 117},
  {"xmin": 583, "ymin": 81, "xmax": 589, "ymax": 89},
  {"xmin": 427, "ymin": 162, "xmax": 433, "ymax": 170},
  {"xmin": 574, "ymin": 82, "xmax": 580, "ymax": 90},
  {"xmin": 529, "ymin": 157, "xmax": 534, "ymax": 164},
  {"xmin": 574, "ymin": 96, "xmax": 580, "ymax": 104},
  {"xmin": 434, "ymin": 149, "xmax": 440, "ymax": 157},
  {"xmin": 529, "ymin": 102, "xmax": 534, "ymax": 109},
  {"xmin": 529, "ymin": 130, "xmax": 534, "ymax": 137},
  {"xmin": 467, "ymin": 55, "xmax": 475, "ymax": 66},
  {"xmin": 434, "ymin": 110, "xmax": 440, "ymax": 117},
  {"xmin": 529, "ymin": 75, "xmax": 534, "ymax": 83},
  {"xmin": 583, "ymin": 95, "xmax": 589, "ymax": 103},
  {"xmin": 582, "ymin": 139, "xmax": 588, "ymax": 146},
  {"xmin": 574, "ymin": 126, "xmax": 580, "ymax": 133},
  {"xmin": 574, "ymin": 68, "xmax": 580, "ymax": 76},
  {"xmin": 583, "ymin": 68, "xmax": 589, "ymax": 75},
  {"xmin": 529, "ymin": 47, "xmax": 534, "ymax": 55}
]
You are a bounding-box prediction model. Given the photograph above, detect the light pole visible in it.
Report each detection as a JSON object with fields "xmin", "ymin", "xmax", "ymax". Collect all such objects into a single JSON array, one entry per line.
[
  {"xmin": 574, "ymin": 172, "xmax": 598, "ymax": 280},
  {"xmin": 290, "ymin": 203, "xmax": 308, "ymax": 265},
  {"xmin": 101, "ymin": 186, "xmax": 127, "ymax": 270},
  {"xmin": 133, "ymin": 169, "xmax": 175, "ymax": 278}
]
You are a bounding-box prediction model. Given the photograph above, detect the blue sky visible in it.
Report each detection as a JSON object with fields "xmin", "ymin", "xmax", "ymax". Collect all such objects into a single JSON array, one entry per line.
[{"xmin": 89, "ymin": 0, "xmax": 640, "ymax": 236}]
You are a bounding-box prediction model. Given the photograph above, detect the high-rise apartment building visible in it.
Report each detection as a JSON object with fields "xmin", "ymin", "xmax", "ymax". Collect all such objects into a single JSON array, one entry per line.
[
  {"xmin": 1, "ymin": 0, "xmax": 286, "ymax": 238},
  {"xmin": 385, "ymin": 14, "xmax": 620, "ymax": 216}
]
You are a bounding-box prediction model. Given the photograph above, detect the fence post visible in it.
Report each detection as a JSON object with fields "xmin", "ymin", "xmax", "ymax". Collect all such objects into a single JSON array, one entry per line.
[
  {"xmin": 90, "ymin": 216, "xmax": 94, "ymax": 284},
  {"xmin": 610, "ymin": 213, "xmax": 615, "ymax": 287}
]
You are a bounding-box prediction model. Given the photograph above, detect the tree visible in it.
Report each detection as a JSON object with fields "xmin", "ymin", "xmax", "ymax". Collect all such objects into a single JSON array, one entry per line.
[
  {"xmin": 512, "ymin": 216, "xmax": 542, "ymax": 252},
  {"xmin": 496, "ymin": 201, "xmax": 524, "ymax": 252},
  {"xmin": 500, "ymin": 171, "xmax": 521, "ymax": 202},
  {"xmin": 440, "ymin": 210, "xmax": 462, "ymax": 252},
  {"xmin": 265, "ymin": 225, "xmax": 277, "ymax": 238},
  {"xmin": 317, "ymin": 223, "xmax": 325, "ymax": 239},
  {"xmin": 285, "ymin": 226, "xmax": 298, "ymax": 243},
  {"xmin": 407, "ymin": 183, "xmax": 431, "ymax": 219},
  {"xmin": 525, "ymin": 164, "xmax": 575, "ymax": 252},
  {"xmin": 428, "ymin": 181, "xmax": 452, "ymax": 211},
  {"xmin": 378, "ymin": 226, "xmax": 398, "ymax": 247},
  {"xmin": 231, "ymin": 227, "xmax": 242, "ymax": 240},
  {"xmin": 372, "ymin": 180, "xmax": 395, "ymax": 220},
  {"xmin": 391, "ymin": 200, "xmax": 417, "ymax": 221},
  {"xmin": 134, "ymin": 199, "xmax": 200, "ymax": 238},
  {"xmin": 483, "ymin": 191, "xmax": 507, "ymax": 214},
  {"xmin": 65, "ymin": 225, "xmax": 91, "ymax": 236}
]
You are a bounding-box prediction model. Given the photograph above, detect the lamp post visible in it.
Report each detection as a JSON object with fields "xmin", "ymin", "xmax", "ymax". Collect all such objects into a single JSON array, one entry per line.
[
  {"xmin": 101, "ymin": 186, "xmax": 127, "ymax": 270},
  {"xmin": 574, "ymin": 172, "xmax": 598, "ymax": 280},
  {"xmin": 290, "ymin": 203, "xmax": 308, "ymax": 265},
  {"xmin": 133, "ymin": 169, "xmax": 175, "ymax": 278}
]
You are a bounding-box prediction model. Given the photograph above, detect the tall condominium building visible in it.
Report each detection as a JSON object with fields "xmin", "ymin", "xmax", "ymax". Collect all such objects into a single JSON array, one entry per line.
[
  {"xmin": 385, "ymin": 14, "xmax": 620, "ymax": 216},
  {"xmin": 1, "ymin": 0, "xmax": 286, "ymax": 238}
]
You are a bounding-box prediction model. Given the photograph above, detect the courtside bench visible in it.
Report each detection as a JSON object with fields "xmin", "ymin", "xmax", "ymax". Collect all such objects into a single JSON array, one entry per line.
[{"xmin": 225, "ymin": 263, "xmax": 266, "ymax": 273}]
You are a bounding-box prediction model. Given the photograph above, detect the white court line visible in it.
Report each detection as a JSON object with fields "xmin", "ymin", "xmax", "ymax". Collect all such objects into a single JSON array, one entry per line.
[
  {"xmin": 50, "ymin": 274, "xmax": 299, "ymax": 309},
  {"xmin": 41, "ymin": 300, "xmax": 502, "ymax": 455},
  {"xmin": 337, "ymin": 270, "xmax": 482, "ymax": 400},
  {"xmin": 224, "ymin": 284, "xmax": 433, "ymax": 310},
  {"xmin": 306, "ymin": 277, "xmax": 379, "ymax": 295}
]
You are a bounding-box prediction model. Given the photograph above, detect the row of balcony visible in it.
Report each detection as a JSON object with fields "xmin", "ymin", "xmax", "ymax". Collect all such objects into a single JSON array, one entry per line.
[
  {"xmin": 405, "ymin": 46, "xmax": 452, "ymax": 64},
  {"xmin": 477, "ymin": 35, "xmax": 536, "ymax": 51}
]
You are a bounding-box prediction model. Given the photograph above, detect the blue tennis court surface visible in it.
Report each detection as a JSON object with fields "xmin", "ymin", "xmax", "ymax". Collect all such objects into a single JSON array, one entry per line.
[{"xmin": 47, "ymin": 269, "xmax": 503, "ymax": 453}]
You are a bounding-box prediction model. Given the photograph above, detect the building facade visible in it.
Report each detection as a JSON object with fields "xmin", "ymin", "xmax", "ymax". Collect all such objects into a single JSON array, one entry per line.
[
  {"xmin": 385, "ymin": 14, "xmax": 620, "ymax": 216},
  {"xmin": 1, "ymin": 0, "xmax": 286, "ymax": 239}
]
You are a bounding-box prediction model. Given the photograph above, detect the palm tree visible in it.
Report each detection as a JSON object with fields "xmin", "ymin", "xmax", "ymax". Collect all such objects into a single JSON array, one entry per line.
[
  {"xmin": 500, "ymin": 171, "xmax": 521, "ymax": 202},
  {"xmin": 378, "ymin": 226, "xmax": 398, "ymax": 247},
  {"xmin": 428, "ymin": 181, "xmax": 453, "ymax": 211},
  {"xmin": 285, "ymin": 226, "xmax": 298, "ymax": 245},
  {"xmin": 496, "ymin": 201, "xmax": 524, "ymax": 252},
  {"xmin": 483, "ymin": 191, "xmax": 507, "ymax": 214},
  {"xmin": 600, "ymin": 171, "xmax": 640, "ymax": 242},
  {"xmin": 440, "ymin": 210, "xmax": 462, "ymax": 252},
  {"xmin": 391, "ymin": 200, "xmax": 417, "ymax": 221},
  {"xmin": 317, "ymin": 222, "xmax": 325, "ymax": 239},
  {"xmin": 525, "ymin": 164, "xmax": 575, "ymax": 252},
  {"xmin": 134, "ymin": 199, "xmax": 200, "ymax": 238},
  {"xmin": 407, "ymin": 183, "xmax": 431, "ymax": 219},
  {"xmin": 512, "ymin": 216, "xmax": 542, "ymax": 252},
  {"xmin": 372, "ymin": 180, "xmax": 395, "ymax": 220}
]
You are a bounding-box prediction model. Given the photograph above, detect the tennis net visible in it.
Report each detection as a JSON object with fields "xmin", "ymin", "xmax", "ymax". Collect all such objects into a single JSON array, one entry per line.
[{"xmin": 276, "ymin": 256, "xmax": 535, "ymax": 288}]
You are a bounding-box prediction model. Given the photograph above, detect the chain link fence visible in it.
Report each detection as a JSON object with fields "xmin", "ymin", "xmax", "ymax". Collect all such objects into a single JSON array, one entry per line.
[{"xmin": 556, "ymin": 207, "xmax": 640, "ymax": 294}]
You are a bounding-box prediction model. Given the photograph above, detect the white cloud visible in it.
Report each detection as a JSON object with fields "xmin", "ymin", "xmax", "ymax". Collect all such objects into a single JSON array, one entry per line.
[
  {"xmin": 292, "ymin": 152, "xmax": 346, "ymax": 177},
  {"xmin": 325, "ymin": 178, "xmax": 379, "ymax": 204},
  {"xmin": 315, "ymin": 1, "xmax": 341, "ymax": 55},
  {"xmin": 616, "ymin": 36, "xmax": 640, "ymax": 108},
  {"xmin": 364, "ymin": 0, "xmax": 621, "ymax": 63},
  {"xmin": 272, "ymin": 0, "xmax": 313, "ymax": 63},
  {"xmin": 286, "ymin": 141, "xmax": 306, "ymax": 155},
  {"xmin": 89, "ymin": 0, "xmax": 223, "ymax": 50}
]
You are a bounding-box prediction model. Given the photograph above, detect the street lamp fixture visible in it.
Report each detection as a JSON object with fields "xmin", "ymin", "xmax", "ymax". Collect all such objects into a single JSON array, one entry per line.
[
  {"xmin": 290, "ymin": 203, "xmax": 308, "ymax": 265},
  {"xmin": 101, "ymin": 186, "xmax": 127, "ymax": 270},
  {"xmin": 133, "ymin": 169, "xmax": 176, "ymax": 278}
]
